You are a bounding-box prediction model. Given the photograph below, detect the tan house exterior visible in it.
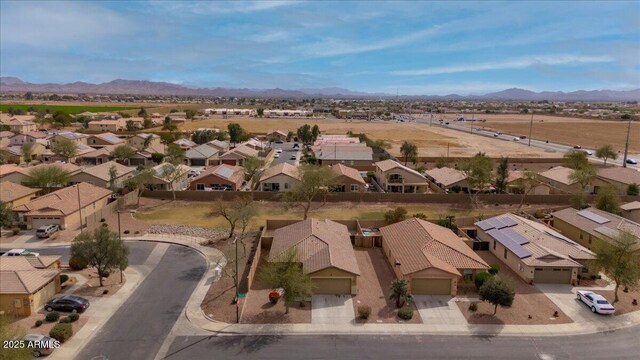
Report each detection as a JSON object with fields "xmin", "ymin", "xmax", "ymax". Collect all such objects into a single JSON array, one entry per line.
[
  {"xmin": 424, "ymin": 167, "xmax": 468, "ymax": 192},
  {"xmin": 267, "ymin": 219, "xmax": 360, "ymax": 295},
  {"xmin": 621, "ymin": 201, "xmax": 640, "ymax": 223},
  {"xmin": 88, "ymin": 119, "xmax": 125, "ymax": 132},
  {"xmin": 70, "ymin": 161, "xmax": 135, "ymax": 189},
  {"xmin": 380, "ymin": 218, "xmax": 489, "ymax": 296},
  {"xmin": 50, "ymin": 132, "xmax": 88, "ymax": 146},
  {"xmin": 188, "ymin": 164, "xmax": 244, "ymax": 191},
  {"xmin": 86, "ymin": 133, "xmax": 124, "ymax": 148},
  {"xmin": 147, "ymin": 164, "xmax": 191, "ymax": 191},
  {"xmin": 13, "ymin": 182, "xmax": 112, "ymax": 230},
  {"xmin": 313, "ymin": 143, "xmax": 373, "ymax": 168},
  {"xmin": 219, "ymin": 145, "xmax": 259, "ymax": 166},
  {"xmin": 476, "ymin": 214, "xmax": 595, "ymax": 285},
  {"xmin": 0, "ymin": 182, "xmax": 39, "ymax": 208},
  {"xmin": 593, "ymin": 167, "xmax": 640, "ymax": 195},
  {"xmin": 375, "ymin": 159, "xmax": 429, "ymax": 193},
  {"xmin": 8, "ymin": 116, "xmax": 37, "ymax": 134},
  {"xmin": 266, "ymin": 129, "xmax": 288, "ymax": 142},
  {"xmin": 330, "ymin": 164, "xmax": 366, "ymax": 192},
  {"xmin": 77, "ymin": 145, "xmax": 116, "ymax": 165},
  {"xmin": 259, "ymin": 163, "xmax": 301, "ymax": 192},
  {"xmin": 537, "ymin": 166, "xmax": 583, "ymax": 194},
  {"xmin": 8, "ymin": 131, "xmax": 47, "ymax": 147},
  {"xmin": 128, "ymin": 133, "xmax": 162, "ymax": 151},
  {"xmin": 505, "ymin": 171, "xmax": 551, "ymax": 195},
  {"xmin": 184, "ymin": 144, "xmax": 219, "ymax": 167},
  {"xmin": 0, "ymin": 256, "xmax": 62, "ymax": 316}
]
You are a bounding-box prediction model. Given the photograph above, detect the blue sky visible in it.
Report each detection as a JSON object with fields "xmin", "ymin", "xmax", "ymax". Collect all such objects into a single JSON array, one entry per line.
[{"xmin": 1, "ymin": 0, "xmax": 639, "ymax": 95}]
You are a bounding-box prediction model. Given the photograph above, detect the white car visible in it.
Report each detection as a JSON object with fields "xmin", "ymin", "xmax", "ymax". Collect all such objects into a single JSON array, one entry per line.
[
  {"xmin": 513, "ymin": 137, "xmax": 520, "ymax": 141},
  {"xmin": 274, "ymin": 153, "xmax": 280, "ymax": 158},
  {"xmin": 576, "ymin": 290, "xmax": 615, "ymax": 314},
  {"xmin": 1, "ymin": 248, "xmax": 40, "ymax": 257},
  {"xmin": 583, "ymin": 150, "xmax": 593, "ymax": 156},
  {"xmin": 276, "ymin": 148, "xmax": 283, "ymax": 153}
]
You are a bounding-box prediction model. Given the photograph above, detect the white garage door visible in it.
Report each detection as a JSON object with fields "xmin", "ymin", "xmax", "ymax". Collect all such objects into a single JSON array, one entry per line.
[{"xmin": 30, "ymin": 217, "xmax": 62, "ymax": 230}]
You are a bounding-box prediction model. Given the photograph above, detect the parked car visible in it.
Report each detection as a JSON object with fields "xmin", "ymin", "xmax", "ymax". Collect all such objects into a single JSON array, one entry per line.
[
  {"xmin": 45, "ymin": 295, "xmax": 90, "ymax": 313},
  {"xmin": 36, "ymin": 224, "xmax": 59, "ymax": 238},
  {"xmin": 573, "ymin": 145, "xmax": 582, "ymax": 149},
  {"xmin": 292, "ymin": 143, "xmax": 300, "ymax": 149},
  {"xmin": 513, "ymin": 137, "xmax": 520, "ymax": 141},
  {"xmin": 289, "ymin": 155, "xmax": 297, "ymax": 160},
  {"xmin": 493, "ymin": 133, "xmax": 499, "ymax": 137},
  {"xmin": 626, "ymin": 158, "xmax": 638, "ymax": 165},
  {"xmin": 276, "ymin": 148, "xmax": 283, "ymax": 153},
  {"xmin": 23, "ymin": 334, "xmax": 58, "ymax": 357},
  {"xmin": 583, "ymin": 150, "xmax": 593, "ymax": 156},
  {"xmin": 274, "ymin": 140, "xmax": 284, "ymax": 144},
  {"xmin": 1, "ymin": 248, "xmax": 40, "ymax": 257},
  {"xmin": 519, "ymin": 135, "xmax": 527, "ymax": 139},
  {"xmin": 576, "ymin": 290, "xmax": 615, "ymax": 314},
  {"xmin": 273, "ymin": 153, "xmax": 280, "ymax": 158}
]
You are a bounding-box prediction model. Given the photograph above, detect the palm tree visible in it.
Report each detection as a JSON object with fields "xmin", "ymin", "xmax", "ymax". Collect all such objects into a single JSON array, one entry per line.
[{"xmin": 389, "ymin": 279, "xmax": 412, "ymax": 308}]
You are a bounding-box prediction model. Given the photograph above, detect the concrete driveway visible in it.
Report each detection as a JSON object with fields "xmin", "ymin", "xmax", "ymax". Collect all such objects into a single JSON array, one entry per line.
[
  {"xmin": 536, "ymin": 284, "xmax": 620, "ymax": 326},
  {"xmin": 312, "ymin": 295, "xmax": 355, "ymax": 324},
  {"xmin": 413, "ymin": 295, "xmax": 467, "ymax": 325}
]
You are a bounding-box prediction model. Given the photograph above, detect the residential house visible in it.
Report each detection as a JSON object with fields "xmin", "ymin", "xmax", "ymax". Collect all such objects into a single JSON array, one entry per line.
[
  {"xmin": 259, "ymin": 163, "xmax": 301, "ymax": 192},
  {"xmin": 124, "ymin": 117, "xmax": 145, "ymax": 129},
  {"xmin": 130, "ymin": 143, "xmax": 165, "ymax": 167},
  {"xmin": 173, "ymin": 138, "xmax": 197, "ymax": 150},
  {"xmin": 380, "ymin": 217, "xmax": 489, "ymax": 295},
  {"xmin": 375, "ymin": 159, "xmax": 429, "ymax": 193},
  {"xmin": 0, "ymin": 256, "xmax": 62, "ymax": 316},
  {"xmin": 537, "ymin": 166, "xmax": 583, "ymax": 194},
  {"xmin": 476, "ymin": 214, "xmax": 596, "ymax": 284},
  {"xmin": 8, "ymin": 116, "xmax": 37, "ymax": 134},
  {"xmin": 313, "ymin": 134, "xmax": 360, "ymax": 146},
  {"xmin": 219, "ymin": 145, "xmax": 258, "ymax": 166},
  {"xmin": 0, "ymin": 163, "xmax": 81, "ymax": 185},
  {"xmin": 50, "ymin": 132, "xmax": 88, "ymax": 146},
  {"xmin": 505, "ymin": 170, "xmax": 551, "ymax": 195},
  {"xmin": 621, "ymin": 201, "xmax": 640, "ymax": 223},
  {"xmin": 4, "ymin": 142, "xmax": 46, "ymax": 164},
  {"xmin": 329, "ymin": 163, "xmax": 366, "ymax": 192},
  {"xmin": 242, "ymin": 138, "xmax": 267, "ymax": 151},
  {"xmin": 70, "ymin": 161, "xmax": 135, "ymax": 189},
  {"xmin": 189, "ymin": 164, "xmax": 244, "ymax": 191},
  {"xmin": 13, "ymin": 182, "xmax": 112, "ymax": 229},
  {"xmin": 86, "ymin": 133, "xmax": 124, "ymax": 148},
  {"xmin": 552, "ymin": 207, "xmax": 640, "ymax": 252},
  {"xmin": 9, "ymin": 131, "xmax": 48, "ymax": 147},
  {"xmin": 0, "ymin": 182, "xmax": 39, "ymax": 208},
  {"xmin": 424, "ymin": 167, "xmax": 468, "ymax": 192},
  {"xmin": 128, "ymin": 133, "xmax": 161, "ymax": 150},
  {"xmin": 147, "ymin": 163, "xmax": 191, "ymax": 191},
  {"xmin": 593, "ymin": 167, "xmax": 640, "ymax": 195},
  {"xmin": 184, "ymin": 144, "xmax": 219, "ymax": 166},
  {"xmin": 0, "ymin": 131, "xmax": 13, "ymax": 148},
  {"xmin": 77, "ymin": 145, "xmax": 116, "ymax": 165},
  {"xmin": 205, "ymin": 139, "xmax": 230, "ymax": 153},
  {"xmin": 313, "ymin": 143, "xmax": 373, "ymax": 168},
  {"xmin": 266, "ymin": 129, "xmax": 288, "ymax": 142},
  {"xmin": 87, "ymin": 119, "xmax": 125, "ymax": 132},
  {"xmin": 40, "ymin": 144, "xmax": 94, "ymax": 164},
  {"xmin": 266, "ymin": 219, "xmax": 360, "ymax": 294}
]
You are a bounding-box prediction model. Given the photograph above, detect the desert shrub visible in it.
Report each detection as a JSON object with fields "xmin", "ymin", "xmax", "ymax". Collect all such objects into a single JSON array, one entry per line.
[
  {"xmin": 397, "ymin": 307, "xmax": 413, "ymax": 320},
  {"xmin": 49, "ymin": 323, "xmax": 73, "ymax": 343},
  {"xmin": 69, "ymin": 313, "xmax": 80, "ymax": 322},
  {"xmin": 475, "ymin": 272, "xmax": 491, "ymax": 289},
  {"xmin": 468, "ymin": 303, "xmax": 478, "ymax": 312},
  {"xmin": 59, "ymin": 317, "xmax": 71, "ymax": 324},
  {"xmin": 35, "ymin": 320, "xmax": 43, "ymax": 327},
  {"xmin": 123, "ymin": 230, "xmax": 130, "ymax": 234},
  {"xmin": 45, "ymin": 311, "xmax": 60, "ymax": 322},
  {"xmin": 449, "ymin": 185, "xmax": 462, "ymax": 193},
  {"xmin": 98, "ymin": 270, "xmax": 110, "ymax": 278},
  {"xmin": 11, "ymin": 228, "xmax": 20, "ymax": 235},
  {"xmin": 60, "ymin": 274, "xmax": 69, "ymax": 283},
  {"xmin": 357, "ymin": 305, "xmax": 372, "ymax": 319},
  {"xmin": 68, "ymin": 256, "xmax": 88, "ymax": 270},
  {"xmin": 100, "ymin": 218, "xmax": 106, "ymax": 222},
  {"xmin": 488, "ymin": 264, "xmax": 500, "ymax": 275}
]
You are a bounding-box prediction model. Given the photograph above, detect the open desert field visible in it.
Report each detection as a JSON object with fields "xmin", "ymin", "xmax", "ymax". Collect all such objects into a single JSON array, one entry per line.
[{"xmin": 427, "ymin": 113, "xmax": 639, "ymax": 153}]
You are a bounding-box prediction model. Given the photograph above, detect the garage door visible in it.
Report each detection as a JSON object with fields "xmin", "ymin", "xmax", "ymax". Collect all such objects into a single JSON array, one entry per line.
[
  {"xmin": 30, "ymin": 217, "xmax": 62, "ymax": 230},
  {"xmin": 534, "ymin": 268, "xmax": 572, "ymax": 284},
  {"xmin": 312, "ymin": 278, "xmax": 352, "ymax": 295},
  {"xmin": 411, "ymin": 278, "xmax": 451, "ymax": 295}
]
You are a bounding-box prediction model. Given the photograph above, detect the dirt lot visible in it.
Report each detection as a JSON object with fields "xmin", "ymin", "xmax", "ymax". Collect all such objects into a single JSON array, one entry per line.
[
  {"xmin": 599, "ymin": 288, "xmax": 640, "ymax": 315},
  {"xmin": 456, "ymin": 251, "xmax": 572, "ymax": 325},
  {"xmin": 72, "ymin": 268, "xmax": 126, "ymax": 297},
  {"xmin": 352, "ymin": 248, "xmax": 421, "ymax": 323},
  {"xmin": 444, "ymin": 113, "xmax": 640, "ymax": 154}
]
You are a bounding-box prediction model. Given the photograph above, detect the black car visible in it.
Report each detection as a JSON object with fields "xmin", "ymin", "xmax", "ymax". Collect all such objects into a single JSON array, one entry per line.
[{"xmin": 45, "ymin": 295, "xmax": 90, "ymax": 313}]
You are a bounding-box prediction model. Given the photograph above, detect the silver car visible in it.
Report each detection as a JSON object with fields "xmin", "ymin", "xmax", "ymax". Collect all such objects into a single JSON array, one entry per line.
[{"xmin": 24, "ymin": 334, "xmax": 59, "ymax": 357}]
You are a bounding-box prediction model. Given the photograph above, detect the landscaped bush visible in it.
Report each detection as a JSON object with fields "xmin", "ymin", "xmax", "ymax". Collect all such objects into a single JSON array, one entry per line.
[
  {"xmin": 474, "ymin": 272, "xmax": 491, "ymax": 289},
  {"xmin": 68, "ymin": 256, "xmax": 88, "ymax": 270},
  {"xmin": 99, "ymin": 270, "xmax": 110, "ymax": 278},
  {"xmin": 69, "ymin": 313, "xmax": 80, "ymax": 322},
  {"xmin": 35, "ymin": 320, "xmax": 43, "ymax": 327},
  {"xmin": 488, "ymin": 264, "xmax": 500, "ymax": 275},
  {"xmin": 100, "ymin": 218, "xmax": 106, "ymax": 222},
  {"xmin": 60, "ymin": 274, "xmax": 69, "ymax": 283},
  {"xmin": 397, "ymin": 307, "xmax": 413, "ymax": 320},
  {"xmin": 11, "ymin": 228, "xmax": 20, "ymax": 235},
  {"xmin": 49, "ymin": 323, "xmax": 73, "ymax": 343},
  {"xmin": 59, "ymin": 317, "xmax": 71, "ymax": 324},
  {"xmin": 468, "ymin": 303, "xmax": 478, "ymax": 312},
  {"xmin": 357, "ymin": 305, "xmax": 372, "ymax": 319},
  {"xmin": 123, "ymin": 230, "xmax": 130, "ymax": 234},
  {"xmin": 45, "ymin": 311, "xmax": 60, "ymax": 322}
]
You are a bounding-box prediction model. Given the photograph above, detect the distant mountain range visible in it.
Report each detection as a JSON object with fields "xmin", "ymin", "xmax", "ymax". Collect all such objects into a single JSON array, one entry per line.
[{"xmin": 1, "ymin": 77, "xmax": 638, "ymax": 101}]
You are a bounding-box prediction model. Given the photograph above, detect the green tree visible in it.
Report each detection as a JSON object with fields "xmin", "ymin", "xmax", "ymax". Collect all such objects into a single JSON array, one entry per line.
[
  {"xmin": 434, "ymin": 158, "xmax": 448, "ymax": 168},
  {"xmin": 227, "ymin": 123, "xmax": 246, "ymax": 146},
  {"xmin": 125, "ymin": 120, "xmax": 136, "ymax": 131},
  {"xmin": 594, "ymin": 185, "xmax": 621, "ymax": 214},
  {"xmin": 243, "ymin": 156, "xmax": 265, "ymax": 192},
  {"xmin": 125, "ymin": 168, "xmax": 155, "ymax": 206},
  {"xmin": 70, "ymin": 225, "xmax": 130, "ymax": 287},
  {"xmin": 563, "ymin": 149, "xmax": 589, "ymax": 170},
  {"xmin": 259, "ymin": 249, "xmax": 315, "ymax": 314},
  {"xmin": 191, "ymin": 129, "xmax": 218, "ymax": 145},
  {"xmin": 400, "ymin": 141, "xmax": 418, "ymax": 166},
  {"xmin": 23, "ymin": 165, "xmax": 70, "ymax": 193},
  {"xmin": 24, "ymin": 91, "xmax": 33, "ymax": 100},
  {"xmin": 151, "ymin": 152, "xmax": 165, "ymax": 164},
  {"xmin": 162, "ymin": 117, "xmax": 177, "ymax": 131},
  {"xmin": 384, "ymin": 207, "xmax": 407, "ymax": 224},
  {"xmin": 165, "ymin": 144, "xmax": 185, "ymax": 165},
  {"xmin": 51, "ymin": 111, "xmax": 73, "ymax": 128},
  {"xmin": 569, "ymin": 165, "xmax": 596, "ymax": 209},
  {"xmin": 495, "ymin": 156, "xmax": 509, "ymax": 193},
  {"xmin": 296, "ymin": 124, "xmax": 313, "ymax": 147},
  {"xmin": 158, "ymin": 162, "xmax": 187, "ymax": 200},
  {"xmin": 137, "ymin": 107, "xmax": 147, "ymax": 117},
  {"xmin": 389, "ymin": 279, "xmax": 412, "ymax": 308},
  {"xmin": 594, "ymin": 231, "xmax": 640, "ymax": 303},
  {"xmin": 110, "ymin": 145, "xmax": 136, "ymax": 166},
  {"xmin": 595, "ymin": 145, "xmax": 618, "ymax": 167},
  {"xmin": 108, "ymin": 165, "xmax": 119, "ymax": 192},
  {"xmin": 52, "ymin": 138, "xmax": 77, "ymax": 162},
  {"xmin": 479, "ymin": 275, "xmax": 515, "ymax": 315},
  {"xmin": 311, "ymin": 124, "xmax": 320, "ymax": 142},
  {"xmin": 286, "ymin": 131, "xmax": 294, "ymax": 142},
  {"xmin": 185, "ymin": 109, "xmax": 197, "ymax": 119},
  {"xmin": 256, "ymin": 107, "xmax": 264, "ymax": 117},
  {"xmin": 627, "ymin": 183, "xmax": 639, "ymax": 196},
  {"xmin": 282, "ymin": 165, "xmax": 339, "ymax": 220},
  {"xmin": 458, "ymin": 152, "xmax": 494, "ymax": 207},
  {"xmin": 142, "ymin": 134, "xmax": 153, "ymax": 150},
  {"xmin": 0, "ymin": 201, "xmax": 13, "ymax": 235},
  {"xmin": 143, "ymin": 117, "xmax": 153, "ymax": 129},
  {"xmin": 21, "ymin": 142, "xmax": 34, "ymax": 164},
  {"xmin": 0, "ymin": 314, "xmax": 33, "ymax": 360}
]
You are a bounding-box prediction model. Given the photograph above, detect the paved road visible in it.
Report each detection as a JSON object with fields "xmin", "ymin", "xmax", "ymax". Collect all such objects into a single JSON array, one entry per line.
[
  {"xmin": 75, "ymin": 244, "xmax": 206, "ymax": 360},
  {"xmin": 30, "ymin": 241, "xmax": 156, "ymax": 266},
  {"xmin": 270, "ymin": 141, "xmax": 300, "ymax": 166},
  {"xmin": 163, "ymin": 325, "xmax": 640, "ymax": 360}
]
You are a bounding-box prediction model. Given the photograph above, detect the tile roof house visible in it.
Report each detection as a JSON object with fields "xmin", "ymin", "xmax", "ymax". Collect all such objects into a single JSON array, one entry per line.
[
  {"xmin": 329, "ymin": 163, "xmax": 366, "ymax": 192},
  {"xmin": 266, "ymin": 129, "xmax": 288, "ymax": 142},
  {"xmin": 129, "ymin": 143, "xmax": 165, "ymax": 167},
  {"xmin": 219, "ymin": 145, "xmax": 259, "ymax": 166},
  {"xmin": 593, "ymin": 167, "xmax": 640, "ymax": 195},
  {"xmin": 552, "ymin": 207, "xmax": 640, "ymax": 253},
  {"xmin": 380, "ymin": 217, "xmax": 489, "ymax": 295},
  {"xmin": 0, "ymin": 181, "xmax": 39, "ymax": 208},
  {"xmin": 13, "ymin": 182, "xmax": 112, "ymax": 230},
  {"xmin": 267, "ymin": 219, "xmax": 360, "ymax": 294},
  {"xmin": 147, "ymin": 163, "xmax": 191, "ymax": 191},
  {"xmin": 50, "ymin": 132, "xmax": 88, "ymax": 146},
  {"xmin": 621, "ymin": 201, "xmax": 640, "ymax": 223},
  {"xmin": 0, "ymin": 162, "xmax": 81, "ymax": 185},
  {"xmin": 41, "ymin": 143, "xmax": 95, "ymax": 164},
  {"xmin": 424, "ymin": 167, "xmax": 468, "ymax": 191},
  {"xmin": 77, "ymin": 145, "xmax": 117, "ymax": 166},
  {"xmin": 87, "ymin": 119, "xmax": 125, "ymax": 132},
  {"xmin": 70, "ymin": 161, "xmax": 135, "ymax": 189},
  {"xmin": 184, "ymin": 144, "xmax": 220, "ymax": 166},
  {"xmin": 476, "ymin": 213, "xmax": 596, "ymax": 284},
  {"xmin": 8, "ymin": 131, "xmax": 47, "ymax": 147},
  {"xmin": 189, "ymin": 164, "xmax": 244, "ymax": 191},
  {"xmin": 259, "ymin": 163, "xmax": 301, "ymax": 192},
  {"xmin": 127, "ymin": 133, "xmax": 161, "ymax": 150},
  {"xmin": 537, "ymin": 166, "xmax": 583, "ymax": 194},
  {"xmin": 173, "ymin": 138, "xmax": 198, "ymax": 150},
  {"xmin": 7, "ymin": 117, "xmax": 37, "ymax": 134},
  {"xmin": 86, "ymin": 132, "xmax": 124, "ymax": 148},
  {"xmin": 0, "ymin": 255, "xmax": 62, "ymax": 316},
  {"xmin": 205, "ymin": 139, "xmax": 230, "ymax": 153},
  {"xmin": 375, "ymin": 159, "xmax": 429, "ymax": 193},
  {"xmin": 312, "ymin": 143, "xmax": 373, "ymax": 167}
]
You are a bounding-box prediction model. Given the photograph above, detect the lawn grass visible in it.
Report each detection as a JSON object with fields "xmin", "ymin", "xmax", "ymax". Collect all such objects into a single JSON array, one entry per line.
[{"xmin": 0, "ymin": 104, "xmax": 139, "ymax": 114}]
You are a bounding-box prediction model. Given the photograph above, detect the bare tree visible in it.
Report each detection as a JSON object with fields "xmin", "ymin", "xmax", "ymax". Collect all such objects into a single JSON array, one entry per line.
[{"xmin": 281, "ymin": 165, "xmax": 339, "ymax": 219}]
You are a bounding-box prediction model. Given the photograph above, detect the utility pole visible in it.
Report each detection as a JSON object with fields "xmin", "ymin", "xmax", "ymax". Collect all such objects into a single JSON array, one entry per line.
[
  {"xmin": 76, "ymin": 184, "xmax": 83, "ymax": 233},
  {"xmin": 622, "ymin": 120, "xmax": 631, "ymax": 168},
  {"xmin": 528, "ymin": 112, "xmax": 533, "ymax": 147},
  {"xmin": 117, "ymin": 211, "xmax": 121, "ymax": 240},
  {"xmin": 234, "ymin": 236, "xmax": 239, "ymax": 323}
]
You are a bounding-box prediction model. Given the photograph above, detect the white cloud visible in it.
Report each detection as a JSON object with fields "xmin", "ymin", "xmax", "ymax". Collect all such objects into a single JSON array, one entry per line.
[
  {"xmin": 151, "ymin": 1, "xmax": 300, "ymax": 15},
  {"xmin": 392, "ymin": 55, "xmax": 615, "ymax": 76}
]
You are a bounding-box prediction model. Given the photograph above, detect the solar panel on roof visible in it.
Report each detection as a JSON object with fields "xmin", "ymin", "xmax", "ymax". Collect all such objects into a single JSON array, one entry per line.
[
  {"xmin": 577, "ymin": 210, "xmax": 610, "ymax": 224},
  {"xmin": 477, "ymin": 220, "xmax": 495, "ymax": 231},
  {"xmin": 487, "ymin": 229, "xmax": 532, "ymax": 259},
  {"xmin": 594, "ymin": 226, "xmax": 619, "ymax": 239},
  {"xmin": 215, "ymin": 167, "xmax": 234, "ymax": 179},
  {"xmin": 497, "ymin": 217, "xmax": 518, "ymax": 229},
  {"xmin": 500, "ymin": 227, "xmax": 530, "ymax": 245}
]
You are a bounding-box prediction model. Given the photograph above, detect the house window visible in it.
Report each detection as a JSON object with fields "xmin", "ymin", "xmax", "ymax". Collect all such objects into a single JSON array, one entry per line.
[
  {"xmin": 493, "ymin": 240, "xmax": 497, "ymax": 250},
  {"xmin": 588, "ymin": 235, "xmax": 592, "ymax": 244},
  {"xmin": 463, "ymin": 269, "xmax": 473, "ymax": 281},
  {"xmin": 504, "ymin": 248, "xmax": 507, "ymax": 259},
  {"xmin": 519, "ymin": 264, "xmax": 524, "ymax": 272},
  {"xmin": 196, "ymin": 184, "xmax": 205, "ymax": 191},
  {"xmin": 284, "ymin": 183, "xmax": 289, "ymax": 189},
  {"xmin": 580, "ymin": 232, "xmax": 583, "ymax": 240},
  {"xmin": 350, "ymin": 184, "xmax": 359, "ymax": 192}
]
